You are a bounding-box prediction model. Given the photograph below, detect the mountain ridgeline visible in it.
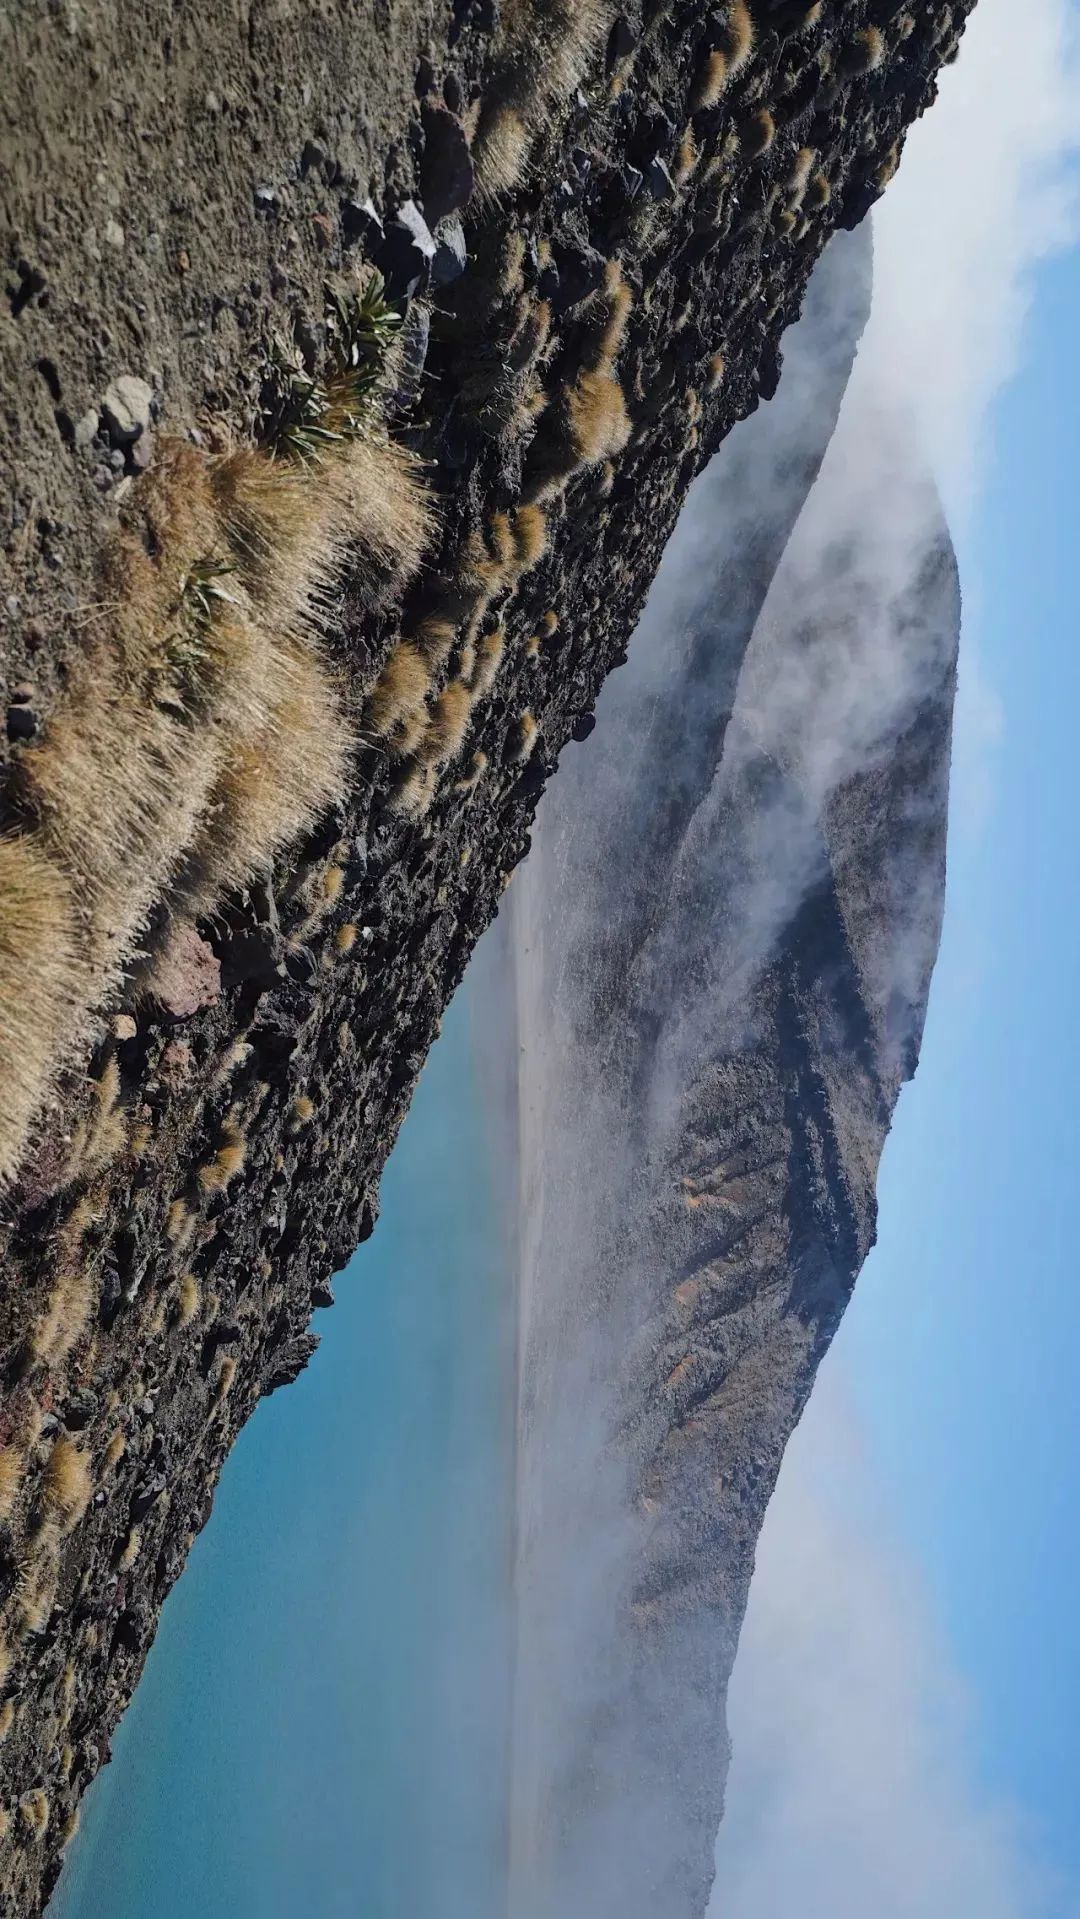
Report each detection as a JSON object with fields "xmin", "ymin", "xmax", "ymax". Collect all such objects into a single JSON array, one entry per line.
[{"xmin": 507, "ymin": 225, "xmax": 959, "ymax": 1916}]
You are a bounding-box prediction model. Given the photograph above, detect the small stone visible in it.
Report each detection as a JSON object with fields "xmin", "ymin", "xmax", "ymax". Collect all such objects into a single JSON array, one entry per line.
[
  {"xmin": 380, "ymin": 198, "xmax": 436, "ymax": 297},
  {"xmin": 101, "ymin": 374, "xmax": 154, "ymax": 445},
  {"xmin": 150, "ymin": 925, "xmax": 222, "ymax": 1019},
  {"xmin": 5, "ymin": 597, "xmax": 20, "ymax": 619},
  {"xmin": 129, "ymin": 430, "xmax": 155, "ymax": 471},
  {"xmin": 391, "ymin": 304, "xmax": 430, "ymax": 413},
  {"xmin": 205, "ymin": 89, "xmax": 220, "ymax": 113},
  {"xmin": 74, "ymin": 406, "xmax": 100, "ymax": 448},
  {"xmin": 647, "ymin": 156, "xmax": 676, "ymax": 201},
  {"xmin": 6, "ymin": 704, "xmax": 37, "ymax": 742},
  {"xmin": 113, "ymin": 1014, "xmax": 137, "ymax": 1042},
  {"xmin": 254, "ymin": 183, "xmax": 277, "ymax": 210},
  {"xmin": 300, "ymin": 138, "xmax": 327, "ymax": 175},
  {"xmin": 419, "ymin": 104, "xmax": 474, "ymax": 223},
  {"xmin": 622, "ymin": 163, "xmax": 644, "ymax": 201},
  {"xmin": 108, "ymin": 446, "xmax": 126, "ymax": 470},
  {"xmin": 310, "ymin": 210, "xmax": 335, "ymax": 250},
  {"xmin": 92, "ymin": 463, "xmax": 113, "ymax": 490},
  {"xmin": 431, "ymin": 215, "xmax": 467, "ymax": 288},
  {"xmin": 177, "ymin": 247, "xmax": 190, "ymax": 272},
  {"xmin": 341, "ymin": 196, "xmax": 383, "ymax": 249},
  {"xmin": 571, "ymin": 712, "xmax": 597, "ymax": 743},
  {"xmin": 104, "ymin": 218, "xmax": 125, "ymax": 249}
]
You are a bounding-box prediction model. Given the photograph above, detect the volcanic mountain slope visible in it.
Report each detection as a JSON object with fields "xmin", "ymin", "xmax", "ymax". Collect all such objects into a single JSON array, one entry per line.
[
  {"xmin": 507, "ymin": 224, "xmax": 959, "ymax": 1917},
  {"xmin": 0, "ymin": 3, "xmax": 972, "ymax": 1909}
]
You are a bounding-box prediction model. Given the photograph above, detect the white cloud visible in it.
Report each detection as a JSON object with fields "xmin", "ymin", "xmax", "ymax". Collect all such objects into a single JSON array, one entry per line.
[
  {"xmin": 712, "ymin": 1373, "xmax": 1066, "ymax": 1919},
  {"xmin": 862, "ymin": 0, "xmax": 1080, "ymax": 521}
]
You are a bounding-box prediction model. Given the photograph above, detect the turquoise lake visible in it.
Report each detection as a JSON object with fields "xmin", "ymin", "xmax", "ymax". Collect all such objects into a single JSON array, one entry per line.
[{"xmin": 51, "ymin": 970, "xmax": 515, "ymax": 1919}]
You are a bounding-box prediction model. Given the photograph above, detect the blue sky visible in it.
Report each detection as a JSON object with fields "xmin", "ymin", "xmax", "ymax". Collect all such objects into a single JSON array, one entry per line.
[{"xmin": 848, "ymin": 229, "xmax": 1080, "ymax": 1885}]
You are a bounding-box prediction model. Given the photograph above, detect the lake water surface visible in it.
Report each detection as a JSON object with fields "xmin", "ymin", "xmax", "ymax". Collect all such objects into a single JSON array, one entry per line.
[{"xmin": 51, "ymin": 970, "xmax": 515, "ymax": 1919}]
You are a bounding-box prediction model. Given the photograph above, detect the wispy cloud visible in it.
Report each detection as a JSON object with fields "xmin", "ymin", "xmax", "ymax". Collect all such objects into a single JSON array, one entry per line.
[{"xmin": 713, "ymin": 1372, "xmax": 1067, "ymax": 1919}]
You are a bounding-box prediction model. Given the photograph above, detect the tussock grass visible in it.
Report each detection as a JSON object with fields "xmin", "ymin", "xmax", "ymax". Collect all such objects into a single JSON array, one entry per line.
[
  {"xmin": 29, "ymin": 1267, "xmax": 94, "ymax": 1370},
  {"xmin": 0, "ymin": 836, "xmax": 87, "ymax": 1186},
  {"xmin": 468, "ymin": 627, "xmax": 507, "ymax": 699},
  {"xmin": 103, "ymin": 1430, "xmax": 127, "ymax": 1469},
  {"xmin": 177, "ymin": 1272, "xmax": 201, "ymax": 1326},
  {"xmin": 18, "ymin": 1791, "xmax": 48, "ymax": 1840},
  {"xmin": 419, "ymin": 682, "xmax": 473, "ymax": 770},
  {"xmin": 566, "ymin": 368, "xmax": 632, "ymax": 466},
  {"xmin": 509, "ymin": 711, "xmax": 539, "ymax": 763},
  {"xmin": 0, "ymin": 1453, "xmax": 21, "ymax": 1525},
  {"xmin": 473, "ymin": 0, "xmax": 610, "ymax": 202},
  {"xmin": 845, "ymin": 25, "xmax": 885, "ymax": 72},
  {"xmin": 740, "ymin": 108, "xmax": 775, "ymax": 157},
  {"xmin": 42, "ymin": 1441, "xmax": 92, "ymax": 1532},
  {"xmin": 365, "ymin": 641, "xmax": 431, "ymax": 745},
  {"xmin": 197, "ymin": 1115, "xmax": 246, "ymax": 1196}
]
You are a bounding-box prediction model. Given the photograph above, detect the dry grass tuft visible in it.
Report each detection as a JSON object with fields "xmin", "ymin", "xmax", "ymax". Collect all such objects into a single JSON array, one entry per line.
[
  {"xmin": 43, "ymin": 1440, "xmax": 93, "ymax": 1531},
  {"xmin": 117, "ymin": 1525, "xmax": 142, "ymax": 1571},
  {"xmin": 419, "ymin": 682, "xmax": 473, "ymax": 770},
  {"xmin": 468, "ymin": 627, "xmax": 507, "ymax": 700},
  {"xmin": 365, "ymin": 642, "xmax": 431, "ymax": 745},
  {"xmin": 197, "ymin": 1116, "xmax": 246, "ymax": 1196},
  {"xmin": 18, "ymin": 1790, "xmax": 49, "ymax": 1840},
  {"xmin": 213, "ymin": 1356, "xmax": 238, "ymax": 1405},
  {"xmin": 103, "ymin": 1429, "xmax": 127, "ymax": 1469},
  {"xmin": 511, "ymin": 505, "xmax": 549, "ymax": 574},
  {"xmin": 29, "ymin": 1267, "xmax": 94, "ymax": 1370},
  {"xmin": 692, "ymin": 48, "xmax": 730, "ymax": 111},
  {"xmin": 334, "ymin": 922, "xmax": 358, "ymax": 955},
  {"xmin": 0, "ymin": 836, "xmax": 87, "ymax": 1187},
  {"xmin": 289, "ymin": 1094, "xmax": 315, "ymax": 1132},
  {"xmin": 845, "ymin": 25, "xmax": 885, "ymax": 72},
  {"xmin": 456, "ymin": 750, "xmax": 488, "ymax": 794},
  {"xmin": 0, "ymin": 1702, "xmax": 14, "ymax": 1742},
  {"xmin": 0, "ymin": 1452, "xmax": 22, "ymax": 1525},
  {"xmin": 177, "ymin": 1272, "xmax": 201, "ymax": 1327},
  {"xmin": 566, "ymin": 368, "xmax": 632, "ymax": 466},
  {"xmin": 707, "ymin": 350, "xmax": 727, "ymax": 390},
  {"xmin": 473, "ymin": 103, "xmax": 533, "ymax": 200},
  {"xmin": 413, "ymin": 616, "xmax": 459, "ymax": 669},
  {"xmin": 509, "ymin": 711, "xmax": 539, "ymax": 764},
  {"xmin": 740, "ymin": 108, "xmax": 775, "ymax": 158},
  {"xmin": 166, "ymin": 1197, "xmax": 195, "ymax": 1251}
]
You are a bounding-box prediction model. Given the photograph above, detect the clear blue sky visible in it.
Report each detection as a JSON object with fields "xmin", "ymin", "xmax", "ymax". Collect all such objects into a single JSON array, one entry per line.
[{"xmin": 842, "ymin": 232, "xmax": 1080, "ymax": 1890}]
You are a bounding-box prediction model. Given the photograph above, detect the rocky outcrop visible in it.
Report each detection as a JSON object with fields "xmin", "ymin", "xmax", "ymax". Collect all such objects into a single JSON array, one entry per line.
[
  {"xmin": 506, "ymin": 227, "xmax": 959, "ymax": 1916},
  {"xmin": 0, "ymin": 3, "xmax": 973, "ymax": 1909}
]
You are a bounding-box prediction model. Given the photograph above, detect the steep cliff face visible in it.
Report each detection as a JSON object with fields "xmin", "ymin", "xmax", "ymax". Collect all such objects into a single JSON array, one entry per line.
[
  {"xmin": 507, "ymin": 228, "xmax": 959, "ymax": 1917},
  {"xmin": 0, "ymin": 3, "xmax": 973, "ymax": 1909}
]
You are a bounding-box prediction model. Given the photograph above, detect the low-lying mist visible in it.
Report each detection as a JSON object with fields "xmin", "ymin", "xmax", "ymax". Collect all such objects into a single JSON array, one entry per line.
[{"xmin": 498, "ymin": 221, "xmax": 959, "ymax": 1918}]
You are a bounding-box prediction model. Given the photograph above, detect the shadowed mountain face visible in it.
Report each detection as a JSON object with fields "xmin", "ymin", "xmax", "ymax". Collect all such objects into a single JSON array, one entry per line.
[{"xmin": 507, "ymin": 228, "xmax": 960, "ymax": 1918}]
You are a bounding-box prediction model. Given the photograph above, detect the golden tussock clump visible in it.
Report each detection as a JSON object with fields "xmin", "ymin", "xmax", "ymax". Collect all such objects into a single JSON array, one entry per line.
[
  {"xmin": 473, "ymin": 0, "xmax": 610, "ymax": 200},
  {"xmin": 413, "ymin": 616, "xmax": 459, "ymax": 670},
  {"xmin": 65, "ymin": 1055, "xmax": 127, "ymax": 1184},
  {"xmin": 117, "ymin": 1525, "xmax": 142, "ymax": 1571},
  {"xmin": 288, "ymin": 1094, "xmax": 315, "ymax": 1133},
  {"xmin": 0, "ymin": 1702, "xmax": 14, "ymax": 1742},
  {"xmin": 42, "ymin": 1440, "xmax": 92, "ymax": 1532},
  {"xmin": 29, "ymin": 1267, "xmax": 94, "ymax": 1370},
  {"xmin": 468, "ymin": 628, "xmax": 507, "ymax": 700},
  {"xmin": 166, "ymin": 1197, "xmax": 195, "ymax": 1251},
  {"xmin": 691, "ymin": 49, "xmax": 730, "ymax": 112},
  {"xmin": 707, "ymin": 350, "xmax": 727, "ymax": 390},
  {"xmin": 509, "ymin": 711, "xmax": 539, "ymax": 764},
  {"xmin": 18, "ymin": 1790, "xmax": 49, "ymax": 1840},
  {"xmin": 391, "ymin": 761, "xmax": 438, "ymax": 820},
  {"xmin": 592, "ymin": 262, "xmax": 634, "ymax": 365},
  {"xmin": 0, "ymin": 1451, "xmax": 22, "ymax": 1524},
  {"xmin": 805, "ymin": 169, "xmax": 831, "ymax": 208},
  {"xmin": 0, "ymin": 835, "xmax": 87, "ymax": 1187},
  {"xmin": 103, "ymin": 1429, "xmax": 127, "ymax": 1470},
  {"xmin": 786, "ymin": 145, "xmax": 816, "ymax": 205},
  {"xmin": 60, "ymin": 1806, "xmax": 80, "ymax": 1848},
  {"xmin": 740, "ymin": 108, "xmax": 775, "ymax": 157},
  {"xmin": 364, "ymin": 641, "xmax": 431, "ymax": 745},
  {"xmin": 876, "ymin": 141, "xmax": 901, "ymax": 188},
  {"xmin": 473, "ymin": 102, "xmax": 532, "ymax": 200},
  {"xmin": 511, "ymin": 504, "xmax": 549, "ymax": 574},
  {"xmin": 419, "ymin": 681, "xmax": 473, "ymax": 770},
  {"xmin": 334, "ymin": 922, "xmax": 358, "ymax": 955},
  {"xmin": 456, "ymin": 750, "xmax": 488, "ymax": 794},
  {"xmin": 539, "ymin": 610, "xmax": 559, "ymax": 637},
  {"xmin": 213, "ymin": 1356, "xmax": 238, "ymax": 1405},
  {"xmin": 844, "ymin": 25, "xmax": 885, "ymax": 72},
  {"xmin": 674, "ymin": 128, "xmax": 699, "ymax": 185},
  {"xmin": 566, "ymin": 367, "xmax": 632, "ymax": 466},
  {"xmin": 197, "ymin": 1115, "xmax": 246, "ymax": 1195},
  {"xmin": 177, "ymin": 1272, "xmax": 201, "ymax": 1328}
]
